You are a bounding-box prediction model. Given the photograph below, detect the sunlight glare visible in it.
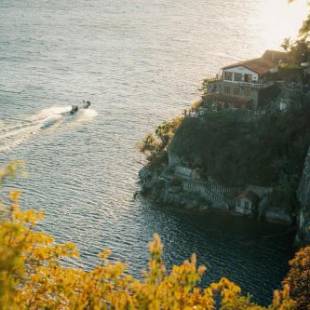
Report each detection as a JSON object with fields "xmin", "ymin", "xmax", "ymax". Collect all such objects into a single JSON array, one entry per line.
[{"xmin": 256, "ymin": 0, "xmax": 308, "ymax": 49}]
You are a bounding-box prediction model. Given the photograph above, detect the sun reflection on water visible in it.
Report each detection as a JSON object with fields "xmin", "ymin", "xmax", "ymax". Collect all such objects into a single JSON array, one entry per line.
[{"xmin": 253, "ymin": 0, "xmax": 308, "ymax": 51}]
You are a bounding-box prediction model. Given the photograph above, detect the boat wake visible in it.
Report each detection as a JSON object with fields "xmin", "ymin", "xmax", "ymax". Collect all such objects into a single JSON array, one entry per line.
[{"xmin": 0, "ymin": 105, "xmax": 97, "ymax": 153}]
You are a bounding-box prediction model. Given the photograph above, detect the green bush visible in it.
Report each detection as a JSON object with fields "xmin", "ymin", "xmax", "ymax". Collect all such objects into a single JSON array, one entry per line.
[{"xmin": 169, "ymin": 102, "xmax": 310, "ymax": 192}]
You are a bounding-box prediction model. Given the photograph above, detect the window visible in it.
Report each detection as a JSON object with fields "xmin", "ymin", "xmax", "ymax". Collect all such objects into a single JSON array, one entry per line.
[
  {"xmin": 223, "ymin": 71, "xmax": 233, "ymax": 81},
  {"xmin": 244, "ymin": 74, "xmax": 252, "ymax": 82},
  {"xmin": 244, "ymin": 87, "xmax": 251, "ymax": 96},
  {"xmin": 244, "ymin": 201, "xmax": 251, "ymax": 211},
  {"xmin": 209, "ymin": 84, "xmax": 217, "ymax": 93},
  {"xmin": 224, "ymin": 86, "xmax": 231, "ymax": 94},
  {"xmin": 233, "ymin": 87, "xmax": 240, "ymax": 95},
  {"xmin": 234, "ymin": 73, "xmax": 242, "ymax": 81}
]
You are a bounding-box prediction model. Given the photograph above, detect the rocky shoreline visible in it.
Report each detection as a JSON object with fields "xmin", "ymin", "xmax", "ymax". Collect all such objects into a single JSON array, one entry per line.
[
  {"xmin": 139, "ymin": 160, "xmax": 288, "ymax": 222},
  {"xmin": 138, "ymin": 105, "xmax": 310, "ymax": 245},
  {"xmin": 139, "ymin": 144, "xmax": 310, "ymax": 245}
]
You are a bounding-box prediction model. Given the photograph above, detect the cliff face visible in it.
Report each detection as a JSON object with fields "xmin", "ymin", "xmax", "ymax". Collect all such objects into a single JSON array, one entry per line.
[
  {"xmin": 139, "ymin": 149, "xmax": 294, "ymax": 225},
  {"xmin": 140, "ymin": 142, "xmax": 310, "ymax": 240},
  {"xmin": 296, "ymin": 147, "xmax": 310, "ymax": 244},
  {"xmin": 139, "ymin": 89, "xmax": 310, "ymax": 234}
]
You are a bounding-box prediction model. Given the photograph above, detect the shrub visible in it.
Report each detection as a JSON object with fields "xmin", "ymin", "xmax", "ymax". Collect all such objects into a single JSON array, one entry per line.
[
  {"xmin": 283, "ymin": 246, "xmax": 310, "ymax": 310},
  {"xmin": 169, "ymin": 101, "xmax": 310, "ymax": 192},
  {"xmin": 139, "ymin": 116, "xmax": 184, "ymax": 162}
]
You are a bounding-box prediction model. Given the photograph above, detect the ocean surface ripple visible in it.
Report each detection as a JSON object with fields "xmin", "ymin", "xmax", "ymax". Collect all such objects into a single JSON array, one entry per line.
[{"xmin": 0, "ymin": 0, "xmax": 294, "ymax": 304}]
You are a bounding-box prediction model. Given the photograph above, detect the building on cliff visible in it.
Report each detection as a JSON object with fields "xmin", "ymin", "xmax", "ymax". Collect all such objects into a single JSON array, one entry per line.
[
  {"xmin": 235, "ymin": 191, "xmax": 259, "ymax": 216},
  {"xmin": 204, "ymin": 50, "xmax": 289, "ymax": 110}
]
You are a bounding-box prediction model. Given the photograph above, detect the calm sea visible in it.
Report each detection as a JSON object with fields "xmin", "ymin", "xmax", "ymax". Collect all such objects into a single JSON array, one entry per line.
[{"xmin": 0, "ymin": 0, "xmax": 298, "ymax": 304}]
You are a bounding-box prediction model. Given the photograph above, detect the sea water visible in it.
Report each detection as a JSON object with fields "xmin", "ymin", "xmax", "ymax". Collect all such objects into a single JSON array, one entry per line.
[{"xmin": 0, "ymin": 0, "xmax": 299, "ymax": 304}]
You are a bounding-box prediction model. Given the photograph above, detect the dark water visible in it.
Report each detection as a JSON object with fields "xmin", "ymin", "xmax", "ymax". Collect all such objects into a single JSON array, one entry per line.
[{"xmin": 0, "ymin": 0, "xmax": 298, "ymax": 305}]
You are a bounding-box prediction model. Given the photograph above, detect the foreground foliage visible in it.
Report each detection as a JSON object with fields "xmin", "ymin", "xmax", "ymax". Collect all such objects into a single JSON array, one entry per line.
[
  {"xmin": 0, "ymin": 163, "xmax": 305, "ymax": 310},
  {"xmin": 284, "ymin": 246, "xmax": 310, "ymax": 310}
]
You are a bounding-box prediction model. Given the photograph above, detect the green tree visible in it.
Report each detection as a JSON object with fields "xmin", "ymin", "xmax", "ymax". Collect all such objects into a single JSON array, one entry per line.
[{"xmin": 283, "ymin": 1, "xmax": 310, "ymax": 64}]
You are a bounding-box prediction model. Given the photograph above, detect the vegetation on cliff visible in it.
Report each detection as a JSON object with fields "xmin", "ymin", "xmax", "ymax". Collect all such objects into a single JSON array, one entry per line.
[
  {"xmin": 171, "ymin": 97, "xmax": 310, "ymax": 182},
  {"xmin": 139, "ymin": 116, "xmax": 184, "ymax": 169},
  {"xmin": 1, "ymin": 162, "xmax": 309, "ymax": 309},
  {"xmin": 167, "ymin": 95, "xmax": 310, "ymax": 212},
  {"xmin": 283, "ymin": 0, "xmax": 310, "ymax": 65}
]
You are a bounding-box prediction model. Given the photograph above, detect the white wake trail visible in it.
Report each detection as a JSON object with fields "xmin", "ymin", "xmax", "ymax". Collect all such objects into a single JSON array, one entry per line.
[{"xmin": 0, "ymin": 105, "xmax": 97, "ymax": 153}]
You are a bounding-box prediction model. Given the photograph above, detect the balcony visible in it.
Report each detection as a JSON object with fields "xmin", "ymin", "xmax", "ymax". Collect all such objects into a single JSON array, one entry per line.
[
  {"xmin": 221, "ymin": 80, "xmax": 274, "ymax": 89},
  {"xmin": 204, "ymin": 75, "xmax": 274, "ymax": 90}
]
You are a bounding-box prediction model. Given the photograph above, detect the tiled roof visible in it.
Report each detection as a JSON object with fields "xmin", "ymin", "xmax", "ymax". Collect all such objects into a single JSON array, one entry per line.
[
  {"xmin": 222, "ymin": 58, "xmax": 275, "ymax": 76},
  {"xmin": 222, "ymin": 50, "xmax": 289, "ymax": 76}
]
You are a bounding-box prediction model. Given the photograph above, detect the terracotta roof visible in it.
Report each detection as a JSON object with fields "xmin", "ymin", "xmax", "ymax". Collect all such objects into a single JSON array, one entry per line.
[
  {"xmin": 222, "ymin": 50, "xmax": 289, "ymax": 76},
  {"xmin": 222, "ymin": 57, "xmax": 276, "ymax": 76}
]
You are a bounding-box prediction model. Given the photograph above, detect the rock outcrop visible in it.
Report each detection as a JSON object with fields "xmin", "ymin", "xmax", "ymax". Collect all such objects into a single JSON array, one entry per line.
[
  {"xmin": 296, "ymin": 146, "xmax": 310, "ymax": 244},
  {"xmin": 139, "ymin": 155, "xmax": 294, "ymax": 225}
]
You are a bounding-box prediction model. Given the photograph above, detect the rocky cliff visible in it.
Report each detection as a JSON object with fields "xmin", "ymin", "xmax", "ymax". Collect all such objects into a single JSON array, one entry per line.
[
  {"xmin": 139, "ymin": 87, "xmax": 310, "ymax": 242},
  {"xmin": 296, "ymin": 146, "xmax": 310, "ymax": 244},
  {"xmin": 139, "ymin": 152, "xmax": 294, "ymax": 226}
]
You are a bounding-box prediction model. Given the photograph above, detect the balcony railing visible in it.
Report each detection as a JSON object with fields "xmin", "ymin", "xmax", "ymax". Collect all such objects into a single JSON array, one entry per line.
[
  {"xmin": 223, "ymin": 80, "xmax": 274, "ymax": 89},
  {"xmin": 205, "ymin": 77, "xmax": 274, "ymax": 89}
]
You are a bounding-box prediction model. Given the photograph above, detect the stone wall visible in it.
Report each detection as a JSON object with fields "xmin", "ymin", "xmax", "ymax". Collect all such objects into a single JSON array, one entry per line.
[{"xmin": 181, "ymin": 178, "xmax": 236, "ymax": 210}]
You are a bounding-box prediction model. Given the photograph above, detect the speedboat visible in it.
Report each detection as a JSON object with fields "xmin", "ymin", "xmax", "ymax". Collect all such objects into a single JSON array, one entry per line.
[
  {"xmin": 40, "ymin": 101, "xmax": 92, "ymax": 129},
  {"xmin": 70, "ymin": 101, "xmax": 91, "ymax": 115}
]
